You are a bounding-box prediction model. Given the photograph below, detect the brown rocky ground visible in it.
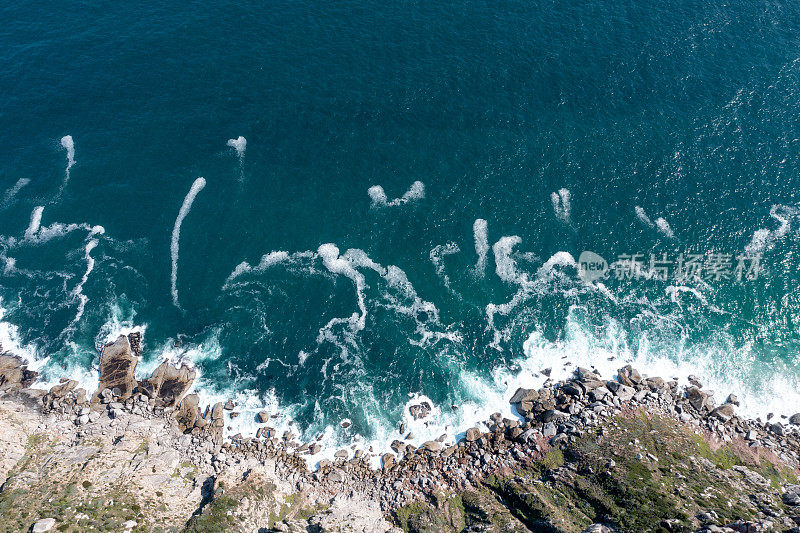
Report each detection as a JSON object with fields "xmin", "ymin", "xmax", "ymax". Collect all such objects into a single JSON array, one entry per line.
[{"xmin": 2, "ymin": 335, "xmax": 800, "ymax": 532}]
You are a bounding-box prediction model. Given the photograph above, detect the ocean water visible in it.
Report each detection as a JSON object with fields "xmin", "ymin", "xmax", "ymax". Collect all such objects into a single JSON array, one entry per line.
[{"xmin": 2, "ymin": 1, "xmax": 800, "ymax": 461}]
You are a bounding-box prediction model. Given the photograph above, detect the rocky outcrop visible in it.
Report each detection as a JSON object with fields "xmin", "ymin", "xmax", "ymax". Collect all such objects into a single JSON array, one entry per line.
[
  {"xmin": 96, "ymin": 335, "xmax": 138, "ymax": 400},
  {"xmin": 138, "ymin": 359, "xmax": 196, "ymax": 407},
  {"xmin": 176, "ymin": 393, "xmax": 200, "ymax": 432},
  {"xmin": 0, "ymin": 354, "xmax": 38, "ymax": 391}
]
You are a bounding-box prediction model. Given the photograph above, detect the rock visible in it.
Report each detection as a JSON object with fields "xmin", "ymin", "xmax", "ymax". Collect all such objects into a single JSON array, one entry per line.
[
  {"xmin": 138, "ymin": 360, "xmax": 196, "ymax": 407},
  {"xmin": 0, "ymin": 354, "xmax": 37, "ymax": 391},
  {"xmin": 542, "ymin": 409, "xmax": 569, "ymax": 423},
  {"xmin": 686, "ymin": 386, "xmax": 714, "ymax": 412},
  {"xmin": 790, "ymin": 413, "xmax": 800, "ymax": 426},
  {"xmin": 48, "ymin": 380, "xmax": 78, "ymax": 398},
  {"xmin": 409, "ymin": 401, "xmax": 432, "ymax": 420},
  {"xmin": 327, "ymin": 470, "xmax": 344, "ymax": 483},
  {"xmin": 710, "ymin": 403, "xmax": 735, "ymax": 422},
  {"xmin": 422, "ymin": 441, "xmax": 441, "ymax": 453},
  {"xmin": 725, "ymin": 394, "xmax": 740, "ymax": 406},
  {"xmin": 614, "ymin": 385, "xmax": 636, "ymax": 401},
  {"xmin": 509, "ymin": 387, "xmax": 539, "ymax": 404},
  {"xmin": 334, "ymin": 449, "xmax": 349, "ymax": 459},
  {"xmin": 175, "ymin": 393, "xmax": 200, "ymax": 432},
  {"xmin": 32, "ymin": 518, "xmax": 56, "ymax": 532},
  {"xmin": 465, "ymin": 427, "xmax": 481, "ymax": 442},
  {"xmin": 783, "ymin": 489, "xmax": 800, "ymax": 507},
  {"xmin": 256, "ymin": 411, "xmax": 270, "ymax": 423},
  {"xmin": 688, "ymin": 374, "xmax": 703, "ymax": 388},
  {"xmin": 543, "ymin": 422, "xmax": 557, "ymax": 437},
  {"xmin": 581, "ymin": 525, "xmax": 612, "ymax": 533},
  {"xmin": 618, "ymin": 365, "xmax": 642, "ymax": 387},
  {"xmin": 97, "ymin": 335, "xmax": 138, "ymax": 400},
  {"xmin": 382, "ymin": 453, "xmax": 396, "ymax": 471},
  {"xmin": 211, "ymin": 402, "xmax": 224, "ymax": 420},
  {"xmin": 224, "ymin": 399, "xmax": 235, "ymax": 410}
]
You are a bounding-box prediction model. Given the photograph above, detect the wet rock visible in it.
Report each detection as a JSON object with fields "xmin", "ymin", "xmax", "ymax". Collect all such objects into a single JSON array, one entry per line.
[
  {"xmin": 334, "ymin": 449, "xmax": 349, "ymax": 459},
  {"xmin": 465, "ymin": 427, "xmax": 481, "ymax": 442},
  {"xmin": 789, "ymin": 413, "xmax": 800, "ymax": 426},
  {"xmin": 726, "ymin": 394, "xmax": 740, "ymax": 406},
  {"xmin": 618, "ymin": 365, "xmax": 643, "ymax": 387},
  {"xmin": 256, "ymin": 410, "xmax": 270, "ymax": 423},
  {"xmin": 138, "ymin": 360, "xmax": 196, "ymax": 407},
  {"xmin": 686, "ymin": 386, "xmax": 714, "ymax": 412},
  {"xmin": 382, "ymin": 453, "xmax": 396, "ymax": 471},
  {"xmin": 409, "ymin": 401, "xmax": 432, "ymax": 420},
  {"xmin": 510, "ymin": 387, "xmax": 539, "ymax": 403},
  {"xmin": 97, "ymin": 335, "xmax": 138, "ymax": 400},
  {"xmin": 223, "ymin": 399, "xmax": 235, "ymax": 410},
  {"xmin": 0, "ymin": 354, "xmax": 38, "ymax": 391},
  {"xmin": 422, "ymin": 441, "xmax": 441, "ymax": 453}
]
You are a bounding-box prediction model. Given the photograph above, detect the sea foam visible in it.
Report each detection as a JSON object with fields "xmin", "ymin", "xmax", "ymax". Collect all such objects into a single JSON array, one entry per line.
[
  {"xmin": 1, "ymin": 178, "xmax": 30, "ymax": 208},
  {"xmin": 368, "ymin": 181, "xmax": 425, "ymax": 207},
  {"xmin": 171, "ymin": 177, "xmax": 206, "ymax": 308},
  {"xmin": 550, "ymin": 188, "xmax": 571, "ymax": 224},
  {"xmin": 472, "ymin": 218, "xmax": 489, "ymax": 276}
]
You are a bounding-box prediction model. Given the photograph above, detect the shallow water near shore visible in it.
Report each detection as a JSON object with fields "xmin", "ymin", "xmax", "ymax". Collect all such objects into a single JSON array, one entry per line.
[{"xmin": 1, "ymin": 0, "xmax": 800, "ymax": 461}]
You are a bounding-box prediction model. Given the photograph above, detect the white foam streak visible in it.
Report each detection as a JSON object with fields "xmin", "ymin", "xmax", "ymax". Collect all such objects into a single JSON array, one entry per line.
[
  {"xmin": 634, "ymin": 206, "xmax": 654, "ymax": 227},
  {"xmin": 745, "ymin": 205, "xmax": 797, "ymax": 255},
  {"xmin": 225, "ymin": 251, "xmax": 291, "ymax": 285},
  {"xmin": 368, "ymin": 181, "xmax": 425, "ymax": 207},
  {"xmin": 317, "ymin": 243, "xmax": 367, "ymax": 332},
  {"xmin": 1, "ymin": 178, "xmax": 30, "ymax": 207},
  {"xmin": 551, "ymin": 188, "xmax": 571, "ymax": 224},
  {"xmin": 24, "ymin": 206, "xmax": 44, "ymax": 240},
  {"xmin": 68, "ymin": 239, "xmax": 98, "ymax": 327},
  {"xmin": 655, "ymin": 217, "xmax": 675, "ymax": 239},
  {"xmin": 171, "ymin": 178, "xmax": 206, "ymax": 308},
  {"xmin": 472, "ymin": 218, "xmax": 488, "ymax": 276}
]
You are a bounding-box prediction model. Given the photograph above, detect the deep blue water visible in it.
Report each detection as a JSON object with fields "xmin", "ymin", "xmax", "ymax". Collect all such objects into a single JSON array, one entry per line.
[{"xmin": 2, "ymin": 1, "xmax": 800, "ymax": 453}]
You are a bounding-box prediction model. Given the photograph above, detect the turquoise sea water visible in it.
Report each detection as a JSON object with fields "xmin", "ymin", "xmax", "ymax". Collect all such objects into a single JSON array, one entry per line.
[{"xmin": 2, "ymin": 1, "xmax": 800, "ymax": 456}]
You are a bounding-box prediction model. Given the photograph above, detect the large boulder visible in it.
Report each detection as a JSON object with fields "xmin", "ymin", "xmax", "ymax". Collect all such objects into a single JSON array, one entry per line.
[
  {"xmin": 509, "ymin": 387, "xmax": 539, "ymax": 404},
  {"xmin": 0, "ymin": 354, "xmax": 38, "ymax": 391},
  {"xmin": 139, "ymin": 360, "xmax": 196, "ymax": 407},
  {"xmin": 97, "ymin": 335, "xmax": 138, "ymax": 400},
  {"xmin": 617, "ymin": 365, "xmax": 643, "ymax": 387},
  {"xmin": 175, "ymin": 393, "xmax": 200, "ymax": 432}
]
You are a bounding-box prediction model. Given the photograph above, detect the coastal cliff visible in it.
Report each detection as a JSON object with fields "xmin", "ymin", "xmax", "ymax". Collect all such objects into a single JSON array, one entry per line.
[{"xmin": 1, "ymin": 336, "xmax": 799, "ymax": 532}]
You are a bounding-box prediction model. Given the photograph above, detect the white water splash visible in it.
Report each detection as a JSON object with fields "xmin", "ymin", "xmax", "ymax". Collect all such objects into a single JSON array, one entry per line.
[
  {"xmin": 171, "ymin": 177, "xmax": 207, "ymax": 308},
  {"xmin": 226, "ymin": 136, "xmax": 247, "ymax": 156},
  {"xmin": 368, "ymin": 181, "xmax": 425, "ymax": 207},
  {"xmin": 473, "ymin": 218, "xmax": 489, "ymax": 276}
]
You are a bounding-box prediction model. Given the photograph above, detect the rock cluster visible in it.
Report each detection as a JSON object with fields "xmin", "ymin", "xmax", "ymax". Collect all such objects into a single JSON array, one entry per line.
[{"xmin": 4, "ymin": 332, "xmax": 800, "ymax": 532}]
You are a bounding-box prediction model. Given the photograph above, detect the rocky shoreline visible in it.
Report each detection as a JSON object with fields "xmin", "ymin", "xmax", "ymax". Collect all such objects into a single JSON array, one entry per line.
[{"xmin": 1, "ymin": 333, "xmax": 800, "ymax": 532}]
